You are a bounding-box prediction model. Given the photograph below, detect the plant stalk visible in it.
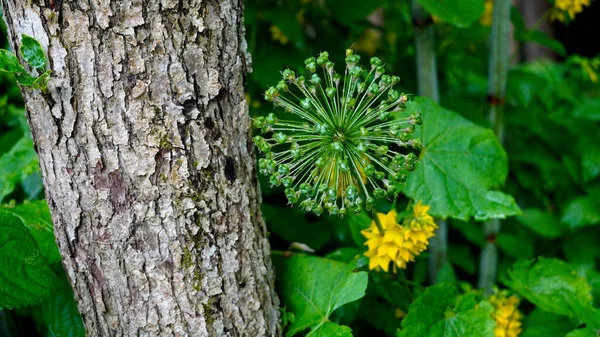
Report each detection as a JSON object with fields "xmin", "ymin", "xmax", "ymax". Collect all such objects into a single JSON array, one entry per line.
[
  {"xmin": 411, "ymin": 0, "xmax": 446, "ymax": 284},
  {"xmin": 478, "ymin": 0, "xmax": 511, "ymax": 292}
]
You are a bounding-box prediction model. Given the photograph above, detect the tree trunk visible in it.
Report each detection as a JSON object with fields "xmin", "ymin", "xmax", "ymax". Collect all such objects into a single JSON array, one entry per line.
[{"xmin": 1, "ymin": 1, "xmax": 280, "ymax": 336}]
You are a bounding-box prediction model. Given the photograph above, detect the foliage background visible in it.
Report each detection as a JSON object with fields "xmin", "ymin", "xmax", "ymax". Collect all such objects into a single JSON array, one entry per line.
[{"xmin": 1, "ymin": 0, "xmax": 600, "ymax": 336}]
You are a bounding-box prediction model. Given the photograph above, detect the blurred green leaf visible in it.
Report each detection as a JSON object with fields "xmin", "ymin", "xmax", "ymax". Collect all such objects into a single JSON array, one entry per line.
[
  {"xmin": 326, "ymin": 0, "xmax": 383, "ymax": 25},
  {"xmin": 0, "ymin": 201, "xmax": 60, "ymax": 265},
  {"xmin": 33, "ymin": 284, "xmax": 84, "ymax": 337},
  {"xmin": 521, "ymin": 308, "xmax": 578, "ymax": 337},
  {"xmin": 398, "ymin": 283, "xmax": 495, "ymax": 337},
  {"xmin": 561, "ymin": 197, "xmax": 600, "ymax": 230},
  {"xmin": 416, "ymin": 0, "xmax": 484, "ymax": 27},
  {"xmin": 310, "ymin": 322, "xmax": 353, "ymax": 337},
  {"xmin": 404, "ymin": 97, "xmax": 520, "ymax": 221},
  {"xmin": 0, "ymin": 49, "xmax": 24, "ymax": 73},
  {"xmin": 516, "ymin": 209, "xmax": 563, "ymax": 238},
  {"xmin": 273, "ymin": 254, "xmax": 368, "ymax": 337},
  {"xmin": 20, "ymin": 35, "xmax": 45, "ymax": 70},
  {"xmin": 263, "ymin": 204, "xmax": 335, "ymax": 250},
  {"xmin": 497, "ymin": 233, "xmax": 534, "ymax": 259},
  {"xmin": 506, "ymin": 258, "xmax": 600, "ymax": 327},
  {"xmin": 0, "ymin": 136, "xmax": 40, "ymax": 202},
  {"xmin": 448, "ymin": 244, "xmax": 476, "ymax": 274},
  {"xmin": 0, "ymin": 212, "xmax": 59, "ymax": 309},
  {"xmin": 326, "ymin": 247, "xmax": 362, "ymax": 263},
  {"xmin": 574, "ymin": 97, "xmax": 600, "ymax": 121},
  {"xmin": 565, "ymin": 328, "xmax": 598, "ymax": 337},
  {"xmin": 357, "ymin": 296, "xmax": 402, "ymax": 336},
  {"xmin": 516, "ymin": 30, "xmax": 566, "ymax": 56},
  {"xmin": 348, "ymin": 211, "xmax": 371, "ymax": 247},
  {"xmin": 435, "ymin": 262, "xmax": 457, "ymax": 283}
]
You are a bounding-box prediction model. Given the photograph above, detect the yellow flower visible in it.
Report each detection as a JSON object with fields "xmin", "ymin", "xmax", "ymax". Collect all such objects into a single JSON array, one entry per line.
[
  {"xmin": 480, "ymin": 0, "xmax": 494, "ymax": 26},
  {"xmin": 490, "ymin": 294, "xmax": 523, "ymax": 337},
  {"xmin": 361, "ymin": 202, "xmax": 438, "ymax": 272},
  {"xmin": 552, "ymin": 0, "xmax": 591, "ymax": 22},
  {"xmin": 269, "ymin": 25, "xmax": 289, "ymax": 45}
]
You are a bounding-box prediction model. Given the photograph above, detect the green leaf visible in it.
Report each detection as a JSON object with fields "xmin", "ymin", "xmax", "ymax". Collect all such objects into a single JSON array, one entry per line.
[
  {"xmin": 348, "ymin": 211, "xmax": 371, "ymax": 247},
  {"xmin": 574, "ymin": 97, "xmax": 600, "ymax": 121},
  {"xmin": 357, "ymin": 296, "xmax": 403, "ymax": 336},
  {"xmin": 516, "ymin": 30, "xmax": 566, "ymax": 56},
  {"xmin": 14, "ymin": 72, "xmax": 38, "ymax": 86},
  {"xmin": 273, "ymin": 254, "xmax": 368, "ymax": 337},
  {"xmin": 416, "ymin": 0, "xmax": 485, "ymax": 28},
  {"xmin": 20, "ymin": 35, "xmax": 46, "ymax": 70},
  {"xmin": 0, "ymin": 212, "xmax": 59, "ymax": 309},
  {"xmin": 521, "ymin": 308, "xmax": 578, "ymax": 337},
  {"xmin": 497, "ymin": 233, "xmax": 534, "ymax": 259},
  {"xmin": 262, "ymin": 204, "xmax": 335, "ymax": 250},
  {"xmin": 506, "ymin": 258, "xmax": 600, "ymax": 327},
  {"xmin": 0, "ymin": 49, "xmax": 25, "ymax": 73},
  {"xmin": 0, "ymin": 201, "xmax": 61, "ymax": 265},
  {"xmin": 326, "ymin": 0, "xmax": 383, "ymax": 25},
  {"xmin": 404, "ymin": 97, "xmax": 520, "ymax": 221},
  {"xmin": 398, "ymin": 283, "xmax": 495, "ymax": 337},
  {"xmin": 561, "ymin": 197, "xmax": 600, "ymax": 230},
  {"xmin": 435, "ymin": 262, "xmax": 457, "ymax": 283},
  {"xmin": 565, "ymin": 328, "xmax": 598, "ymax": 337},
  {"xmin": 0, "ymin": 137, "xmax": 40, "ymax": 202},
  {"xmin": 32, "ymin": 281, "xmax": 85, "ymax": 337},
  {"xmin": 516, "ymin": 209, "xmax": 563, "ymax": 238},
  {"xmin": 310, "ymin": 322, "xmax": 352, "ymax": 337}
]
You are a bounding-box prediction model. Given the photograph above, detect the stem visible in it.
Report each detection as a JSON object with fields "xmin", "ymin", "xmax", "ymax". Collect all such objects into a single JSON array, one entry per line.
[
  {"xmin": 371, "ymin": 208, "xmax": 385, "ymax": 234},
  {"xmin": 411, "ymin": 0, "xmax": 445, "ymax": 284},
  {"xmin": 478, "ymin": 0, "xmax": 511, "ymax": 292}
]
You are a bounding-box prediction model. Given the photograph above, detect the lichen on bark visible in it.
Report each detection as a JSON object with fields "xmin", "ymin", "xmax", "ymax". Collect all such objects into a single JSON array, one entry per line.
[{"xmin": 0, "ymin": 0, "xmax": 280, "ymax": 336}]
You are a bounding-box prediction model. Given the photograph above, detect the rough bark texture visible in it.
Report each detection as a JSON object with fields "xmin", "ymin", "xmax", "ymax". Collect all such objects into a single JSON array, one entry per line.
[{"xmin": 1, "ymin": 1, "xmax": 280, "ymax": 336}]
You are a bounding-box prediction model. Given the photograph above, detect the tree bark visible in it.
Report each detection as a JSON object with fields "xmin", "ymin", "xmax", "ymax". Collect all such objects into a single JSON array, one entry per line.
[{"xmin": 1, "ymin": 1, "xmax": 280, "ymax": 336}]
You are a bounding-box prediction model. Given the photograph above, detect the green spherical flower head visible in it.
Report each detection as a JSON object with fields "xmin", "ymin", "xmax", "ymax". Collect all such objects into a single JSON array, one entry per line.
[{"xmin": 253, "ymin": 51, "xmax": 422, "ymax": 217}]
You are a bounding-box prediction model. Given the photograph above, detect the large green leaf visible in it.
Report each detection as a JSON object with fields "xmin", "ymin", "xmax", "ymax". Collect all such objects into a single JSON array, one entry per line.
[
  {"xmin": 33, "ymin": 284, "xmax": 85, "ymax": 337},
  {"xmin": 561, "ymin": 197, "xmax": 600, "ymax": 230},
  {"xmin": 404, "ymin": 97, "xmax": 520, "ymax": 221},
  {"xmin": 0, "ymin": 201, "xmax": 60, "ymax": 265},
  {"xmin": 0, "ymin": 212, "xmax": 59, "ymax": 309},
  {"xmin": 506, "ymin": 258, "xmax": 600, "ymax": 327},
  {"xmin": 310, "ymin": 322, "xmax": 352, "ymax": 337},
  {"xmin": 516, "ymin": 209, "xmax": 564, "ymax": 238},
  {"xmin": 20, "ymin": 35, "xmax": 46, "ymax": 70},
  {"xmin": 521, "ymin": 308, "xmax": 578, "ymax": 337},
  {"xmin": 565, "ymin": 328, "xmax": 598, "ymax": 337},
  {"xmin": 416, "ymin": 0, "xmax": 484, "ymax": 27},
  {"xmin": 273, "ymin": 254, "xmax": 368, "ymax": 337},
  {"xmin": 0, "ymin": 136, "xmax": 40, "ymax": 202},
  {"xmin": 398, "ymin": 283, "xmax": 495, "ymax": 337}
]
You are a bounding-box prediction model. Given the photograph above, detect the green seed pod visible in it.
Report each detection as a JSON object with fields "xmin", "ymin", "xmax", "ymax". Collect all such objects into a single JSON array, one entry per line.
[
  {"xmin": 310, "ymin": 73, "xmax": 321, "ymax": 85},
  {"xmin": 282, "ymin": 69, "xmax": 295, "ymax": 81},
  {"xmin": 282, "ymin": 176, "xmax": 294, "ymax": 187},
  {"xmin": 370, "ymin": 56, "xmax": 383, "ymax": 68},
  {"xmin": 326, "ymin": 87, "xmax": 337, "ymax": 97},
  {"xmin": 266, "ymin": 113, "xmax": 277, "ymax": 124},
  {"xmin": 373, "ymin": 188, "xmax": 386, "ymax": 199},
  {"xmin": 270, "ymin": 173, "xmax": 282, "ymax": 186},
  {"xmin": 274, "ymin": 132, "xmax": 287, "ymax": 144},
  {"xmin": 276, "ymin": 80, "xmax": 289, "ymax": 92}
]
